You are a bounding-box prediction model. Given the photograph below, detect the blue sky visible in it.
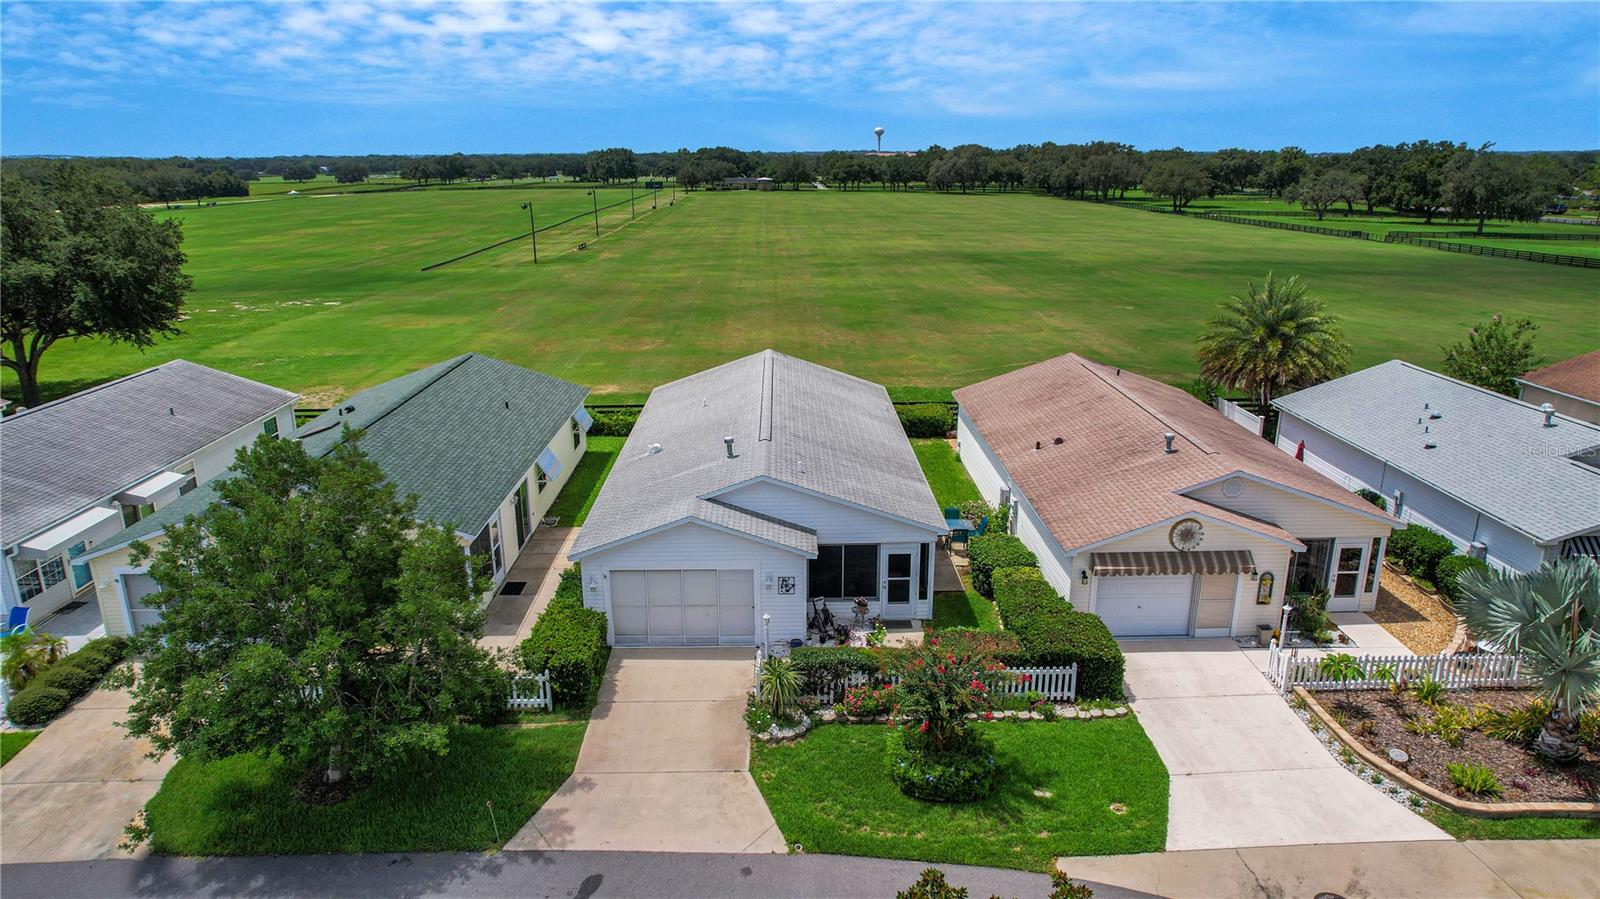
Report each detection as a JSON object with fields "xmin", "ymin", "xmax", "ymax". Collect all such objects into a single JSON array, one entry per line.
[{"xmin": 2, "ymin": 1, "xmax": 1596, "ymax": 156}]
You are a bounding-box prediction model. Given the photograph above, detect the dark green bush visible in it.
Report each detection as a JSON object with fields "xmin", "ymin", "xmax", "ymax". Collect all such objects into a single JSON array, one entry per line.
[
  {"xmin": 788, "ymin": 645, "xmax": 883, "ymax": 694},
  {"xmin": 886, "ymin": 726, "xmax": 999, "ymax": 803},
  {"xmin": 1355, "ymin": 488, "xmax": 1387, "ymax": 511},
  {"xmin": 896, "ymin": 403, "xmax": 956, "ymax": 438},
  {"xmin": 1387, "ymin": 525, "xmax": 1455, "ymax": 582},
  {"xmin": 991, "ymin": 567, "xmax": 1123, "ymax": 699},
  {"xmin": 1288, "ymin": 588, "xmax": 1332, "ymax": 642},
  {"xmin": 32, "ymin": 662, "xmax": 98, "ymax": 698},
  {"xmin": 587, "ymin": 408, "xmax": 638, "ymax": 436},
  {"xmin": 64, "ymin": 637, "xmax": 130, "ymax": 678},
  {"xmin": 1435, "ymin": 554, "xmax": 1491, "ymax": 602},
  {"xmin": 555, "ymin": 564, "xmax": 583, "ymax": 601},
  {"xmin": 6, "ymin": 686, "xmax": 71, "ymax": 726},
  {"xmin": 517, "ymin": 590, "xmax": 609, "ymax": 708},
  {"xmin": 967, "ymin": 535, "xmax": 1037, "ymax": 597}
]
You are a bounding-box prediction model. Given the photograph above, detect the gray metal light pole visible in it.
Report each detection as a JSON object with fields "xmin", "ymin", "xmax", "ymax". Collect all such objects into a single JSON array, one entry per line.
[
  {"xmin": 630, "ymin": 184, "xmax": 636, "ymax": 219},
  {"xmin": 520, "ymin": 201, "xmax": 538, "ymax": 264},
  {"xmin": 588, "ymin": 190, "xmax": 599, "ymax": 237}
]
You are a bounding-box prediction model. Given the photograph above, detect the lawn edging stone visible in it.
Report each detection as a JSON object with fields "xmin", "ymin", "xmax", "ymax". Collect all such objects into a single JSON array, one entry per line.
[{"xmin": 1295, "ymin": 686, "xmax": 1600, "ymax": 820}]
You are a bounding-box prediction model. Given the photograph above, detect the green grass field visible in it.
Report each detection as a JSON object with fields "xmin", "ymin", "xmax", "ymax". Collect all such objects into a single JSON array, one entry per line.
[
  {"xmin": 10, "ymin": 188, "xmax": 1594, "ymax": 406},
  {"xmin": 1, "ymin": 731, "xmax": 40, "ymax": 767}
]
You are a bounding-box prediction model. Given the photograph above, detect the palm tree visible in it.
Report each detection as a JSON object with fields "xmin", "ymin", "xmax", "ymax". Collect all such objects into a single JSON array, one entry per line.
[
  {"xmin": 1455, "ymin": 557, "xmax": 1599, "ymax": 762},
  {"xmin": 1195, "ymin": 273, "xmax": 1350, "ymax": 408}
]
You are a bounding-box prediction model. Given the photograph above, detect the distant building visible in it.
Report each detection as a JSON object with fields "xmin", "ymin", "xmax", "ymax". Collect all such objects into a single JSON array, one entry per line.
[
  {"xmin": 1516, "ymin": 350, "xmax": 1600, "ymax": 425},
  {"xmin": 720, "ymin": 177, "xmax": 776, "ymax": 191}
]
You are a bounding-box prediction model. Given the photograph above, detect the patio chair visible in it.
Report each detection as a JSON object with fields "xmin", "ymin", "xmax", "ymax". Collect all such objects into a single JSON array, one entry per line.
[
  {"xmin": 972, "ymin": 516, "xmax": 989, "ymax": 537},
  {"xmin": 6, "ymin": 606, "xmax": 29, "ymax": 636}
]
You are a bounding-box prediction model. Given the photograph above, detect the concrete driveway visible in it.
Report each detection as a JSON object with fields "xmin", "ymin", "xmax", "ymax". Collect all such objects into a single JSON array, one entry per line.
[
  {"xmin": 1122, "ymin": 638, "xmax": 1449, "ymax": 851},
  {"xmin": 1, "ymin": 687, "xmax": 173, "ymax": 863},
  {"xmin": 509, "ymin": 648, "xmax": 785, "ymax": 853}
]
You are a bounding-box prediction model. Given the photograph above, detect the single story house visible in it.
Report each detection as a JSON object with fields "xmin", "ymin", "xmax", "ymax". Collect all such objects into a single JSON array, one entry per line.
[
  {"xmin": 720, "ymin": 176, "xmax": 777, "ymax": 191},
  {"xmin": 569, "ymin": 350, "xmax": 946, "ymax": 648},
  {"xmin": 955, "ymin": 353, "xmax": 1397, "ymax": 638},
  {"xmin": 81, "ymin": 354, "xmax": 590, "ymax": 637},
  {"xmin": 1274, "ymin": 360, "xmax": 1600, "ymax": 572},
  {"xmin": 1, "ymin": 361, "xmax": 297, "ymax": 627},
  {"xmin": 1516, "ymin": 349, "xmax": 1600, "ymax": 425}
]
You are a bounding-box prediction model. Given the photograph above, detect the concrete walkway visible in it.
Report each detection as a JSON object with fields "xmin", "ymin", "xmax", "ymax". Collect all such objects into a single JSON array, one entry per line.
[
  {"xmin": 0, "ymin": 687, "xmax": 173, "ymax": 863},
  {"xmin": 480, "ymin": 526, "xmax": 579, "ymax": 653},
  {"xmin": 1331, "ymin": 610, "xmax": 1414, "ymax": 655},
  {"xmin": 510, "ymin": 648, "xmax": 785, "ymax": 853},
  {"xmin": 1121, "ymin": 638, "xmax": 1448, "ymax": 850},
  {"xmin": 1061, "ymin": 839, "xmax": 1600, "ymax": 898}
]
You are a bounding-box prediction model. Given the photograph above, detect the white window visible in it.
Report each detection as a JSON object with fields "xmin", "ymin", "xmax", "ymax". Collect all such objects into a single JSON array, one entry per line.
[
  {"xmin": 571, "ymin": 417, "xmax": 582, "ymax": 450},
  {"xmin": 263, "ymin": 417, "xmax": 280, "ymax": 438},
  {"xmin": 16, "ymin": 557, "xmax": 67, "ymax": 602}
]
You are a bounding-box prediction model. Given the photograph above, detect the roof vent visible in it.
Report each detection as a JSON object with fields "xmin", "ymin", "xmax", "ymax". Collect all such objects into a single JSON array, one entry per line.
[
  {"xmin": 1424, "ymin": 438, "xmax": 1438, "ymax": 449},
  {"xmin": 647, "ymin": 443, "xmax": 662, "ymax": 455},
  {"xmin": 724, "ymin": 436, "xmax": 736, "ymax": 459},
  {"xmin": 168, "ymin": 407, "xmax": 175, "ymax": 416},
  {"xmin": 1035, "ymin": 440, "xmax": 1042, "ymax": 451},
  {"xmin": 1428, "ymin": 409, "xmax": 1442, "ymax": 420},
  {"xmin": 1163, "ymin": 431, "xmax": 1177, "ymax": 454},
  {"xmin": 1053, "ymin": 437, "xmax": 1064, "ymax": 445},
  {"xmin": 1540, "ymin": 403, "xmax": 1556, "ymax": 427}
]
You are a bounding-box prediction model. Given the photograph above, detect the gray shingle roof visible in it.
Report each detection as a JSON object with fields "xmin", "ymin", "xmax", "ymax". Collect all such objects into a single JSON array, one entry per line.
[
  {"xmin": 0, "ymin": 360, "xmax": 296, "ymax": 547},
  {"xmin": 89, "ymin": 354, "xmax": 587, "ymax": 553},
  {"xmin": 571, "ymin": 350, "xmax": 945, "ymax": 557},
  {"xmin": 1273, "ymin": 360, "xmax": 1600, "ymax": 543}
]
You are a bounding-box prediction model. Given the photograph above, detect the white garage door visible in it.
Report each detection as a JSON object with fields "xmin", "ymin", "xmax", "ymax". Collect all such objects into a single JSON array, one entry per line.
[
  {"xmin": 1096, "ymin": 575, "xmax": 1194, "ymax": 637},
  {"xmin": 610, "ymin": 569, "xmax": 755, "ymax": 646},
  {"xmin": 119, "ymin": 571, "xmax": 164, "ymax": 635}
]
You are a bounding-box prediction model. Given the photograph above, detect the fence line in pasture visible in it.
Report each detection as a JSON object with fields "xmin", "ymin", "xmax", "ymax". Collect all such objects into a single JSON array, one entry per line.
[
  {"xmin": 1385, "ymin": 230, "xmax": 1600, "ymax": 242},
  {"xmin": 1381, "ymin": 235, "xmax": 1599, "ymax": 268}
]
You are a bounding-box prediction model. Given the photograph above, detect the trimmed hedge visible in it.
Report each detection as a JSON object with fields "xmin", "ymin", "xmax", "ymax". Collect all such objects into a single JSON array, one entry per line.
[
  {"xmin": 588, "ymin": 408, "xmax": 639, "ymax": 436},
  {"xmin": 991, "ymin": 565, "xmax": 1124, "ymax": 700},
  {"xmin": 65, "ymin": 637, "xmax": 129, "ymax": 678},
  {"xmin": 1355, "ymin": 488, "xmax": 1387, "ymax": 511},
  {"xmin": 1387, "ymin": 524, "xmax": 1455, "ymax": 583},
  {"xmin": 887, "ymin": 727, "xmax": 998, "ymax": 802},
  {"xmin": 789, "ymin": 645, "xmax": 882, "ymax": 694},
  {"xmin": 967, "ymin": 535, "xmax": 1037, "ymax": 597},
  {"xmin": 517, "ymin": 570, "xmax": 609, "ymax": 708},
  {"xmin": 31, "ymin": 663, "xmax": 98, "ymax": 697},
  {"xmin": 1435, "ymin": 555, "xmax": 1491, "ymax": 602},
  {"xmin": 897, "ymin": 403, "xmax": 956, "ymax": 438},
  {"xmin": 6, "ymin": 686, "xmax": 71, "ymax": 727}
]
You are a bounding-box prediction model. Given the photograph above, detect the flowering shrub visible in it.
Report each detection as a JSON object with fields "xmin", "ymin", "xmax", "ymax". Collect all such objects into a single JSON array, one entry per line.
[
  {"xmin": 889, "ymin": 631, "xmax": 1016, "ymax": 751},
  {"xmin": 841, "ymin": 683, "xmax": 897, "ymax": 717}
]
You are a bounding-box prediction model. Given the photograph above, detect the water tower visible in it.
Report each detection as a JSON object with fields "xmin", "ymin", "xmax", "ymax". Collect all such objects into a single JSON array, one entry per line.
[{"xmin": 874, "ymin": 126, "xmax": 885, "ymax": 153}]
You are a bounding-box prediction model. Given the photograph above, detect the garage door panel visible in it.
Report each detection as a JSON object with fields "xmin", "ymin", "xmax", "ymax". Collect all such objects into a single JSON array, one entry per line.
[
  {"xmin": 717, "ymin": 570, "xmax": 755, "ymax": 642},
  {"xmin": 1098, "ymin": 575, "xmax": 1193, "ymax": 637},
  {"xmin": 611, "ymin": 571, "xmax": 648, "ymax": 644},
  {"xmin": 682, "ymin": 570, "xmax": 719, "ymax": 643},
  {"xmin": 609, "ymin": 568, "xmax": 757, "ymax": 647}
]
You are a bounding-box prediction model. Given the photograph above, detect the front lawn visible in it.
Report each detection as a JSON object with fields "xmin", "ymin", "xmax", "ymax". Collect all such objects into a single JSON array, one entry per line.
[
  {"xmin": 1424, "ymin": 806, "xmax": 1600, "ymax": 841},
  {"xmin": 751, "ymin": 718, "xmax": 1168, "ymax": 871},
  {"xmin": 912, "ymin": 438, "xmax": 980, "ymax": 510},
  {"xmin": 1, "ymin": 731, "xmax": 40, "ymax": 767},
  {"xmin": 143, "ymin": 723, "xmax": 585, "ymax": 855},
  {"xmin": 545, "ymin": 436, "xmax": 623, "ymax": 526},
  {"xmin": 932, "ymin": 589, "xmax": 1002, "ymax": 632}
]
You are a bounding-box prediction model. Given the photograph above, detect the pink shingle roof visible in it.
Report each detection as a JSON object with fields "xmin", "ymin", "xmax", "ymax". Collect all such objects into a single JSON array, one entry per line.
[
  {"xmin": 1520, "ymin": 350, "xmax": 1600, "ymax": 404},
  {"xmin": 954, "ymin": 353, "xmax": 1393, "ymax": 554}
]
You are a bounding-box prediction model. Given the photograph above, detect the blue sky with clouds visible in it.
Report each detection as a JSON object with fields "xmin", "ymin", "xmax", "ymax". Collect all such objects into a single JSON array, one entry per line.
[{"xmin": 2, "ymin": 1, "xmax": 1596, "ymax": 156}]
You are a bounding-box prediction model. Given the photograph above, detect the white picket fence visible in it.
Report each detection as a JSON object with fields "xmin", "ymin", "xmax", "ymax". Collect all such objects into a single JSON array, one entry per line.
[
  {"xmin": 1213, "ymin": 397, "xmax": 1264, "ymax": 436},
  {"xmin": 508, "ymin": 671, "xmax": 553, "ymax": 711},
  {"xmin": 1264, "ymin": 640, "xmax": 1525, "ymax": 695},
  {"xmin": 802, "ymin": 664, "xmax": 1078, "ymax": 705}
]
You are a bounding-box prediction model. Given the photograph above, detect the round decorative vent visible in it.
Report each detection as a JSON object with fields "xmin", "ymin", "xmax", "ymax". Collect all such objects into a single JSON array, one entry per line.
[
  {"xmin": 1169, "ymin": 518, "xmax": 1205, "ymax": 551},
  {"xmin": 1222, "ymin": 477, "xmax": 1244, "ymax": 498}
]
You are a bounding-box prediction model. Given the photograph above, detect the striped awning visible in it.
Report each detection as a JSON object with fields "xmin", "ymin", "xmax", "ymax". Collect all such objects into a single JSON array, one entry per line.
[
  {"xmin": 1092, "ymin": 550, "xmax": 1257, "ymax": 577},
  {"xmin": 1563, "ymin": 535, "xmax": 1600, "ymax": 559}
]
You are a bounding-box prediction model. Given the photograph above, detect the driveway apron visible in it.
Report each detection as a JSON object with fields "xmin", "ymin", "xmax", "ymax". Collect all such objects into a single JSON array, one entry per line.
[
  {"xmin": 1121, "ymin": 638, "xmax": 1449, "ymax": 851},
  {"xmin": 509, "ymin": 648, "xmax": 785, "ymax": 853}
]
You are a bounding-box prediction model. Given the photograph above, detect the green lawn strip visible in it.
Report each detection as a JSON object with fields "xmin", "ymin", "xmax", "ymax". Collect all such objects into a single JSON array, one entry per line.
[
  {"xmin": 144, "ymin": 723, "xmax": 585, "ymax": 855},
  {"xmin": 932, "ymin": 589, "xmax": 1002, "ymax": 631},
  {"xmin": 545, "ymin": 436, "xmax": 624, "ymax": 526},
  {"xmin": 1423, "ymin": 806, "xmax": 1600, "ymax": 841},
  {"xmin": 1, "ymin": 731, "xmax": 40, "ymax": 767},
  {"xmin": 912, "ymin": 438, "xmax": 980, "ymax": 509},
  {"xmin": 751, "ymin": 718, "xmax": 1168, "ymax": 871}
]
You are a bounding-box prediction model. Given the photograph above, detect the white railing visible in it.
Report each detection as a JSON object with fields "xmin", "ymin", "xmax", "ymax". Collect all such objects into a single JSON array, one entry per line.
[
  {"xmin": 508, "ymin": 671, "xmax": 553, "ymax": 711},
  {"xmin": 806, "ymin": 663, "xmax": 1077, "ymax": 705},
  {"xmin": 1264, "ymin": 640, "xmax": 1524, "ymax": 695},
  {"xmin": 1214, "ymin": 397, "xmax": 1264, "ymax": 437}
]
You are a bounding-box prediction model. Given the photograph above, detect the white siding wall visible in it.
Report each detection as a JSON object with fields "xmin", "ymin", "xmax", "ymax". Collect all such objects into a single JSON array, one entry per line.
[
  {"xmin": 715, "ymin": 480, "xmax": 934, "ymax": 544},
  {"xmin": 191, "ymin": 403, "xmax": 298, "ymax": 484},
  {"xmin": 1519, "ymin": 383, "xmax": 1600, "ymax": 426},
  {"xmin": 579, "ymin": 522, "xmax": 807, "ymax": 645},
  {"xmin": 1276, "ymin": 412, "xmax": 1545, "ymax": 573},
  {"xmin": 956, "ymin": 411, "xmax": 1009, "ymax": 506},
  {"xmin": 482, "ymin": 413, "xmax": 588, "ymax": 583}
]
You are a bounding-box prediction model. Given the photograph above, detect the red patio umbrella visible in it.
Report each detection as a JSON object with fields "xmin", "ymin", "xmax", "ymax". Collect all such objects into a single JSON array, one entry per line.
[{"xmin": 1294, "ymin": 440, "xmax": 1306, "ymax": 461}]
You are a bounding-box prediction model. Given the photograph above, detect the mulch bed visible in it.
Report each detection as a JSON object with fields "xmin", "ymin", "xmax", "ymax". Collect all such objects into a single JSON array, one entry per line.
[
  {"xmin": 1324, "ymin": 688, "xmax": 1598, "ymax": 803},
  {"xmin": 1367, "ymin": 567, "xmax": 1457, "ymax": 654}
]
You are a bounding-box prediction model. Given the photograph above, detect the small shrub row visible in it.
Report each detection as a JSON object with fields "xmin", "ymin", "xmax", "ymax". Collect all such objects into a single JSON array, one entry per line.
[
  {"xmin": 586, "ymin": 407, "xmax": 639, "ymax": 436},
  {"xmin": 788, "ymin": 645, "xmax": 882, "ymax": 694},
  {"xmin": 1355, "ymin": 488, "xmax": 1387, "ymax": 511},
  {"xmin": 517, "ymin": 568, "xmax": 609, "ymax": 707},
  {"xmin": 1386, "ymin": 524, "xmax": 1456, "ymax": 583},
  {"xmin": 5, "ymin": 637, "xmax": 129, "ymax": 727},
  {"xmin": 966, "ymin": 534, "xmax": 1037, "ymax": 597},
  {"xmin": 991, "ymin": 566, "xmax": 1124, "ymax": 700},
  {"xmin": 896, "ymin": 403, "xmax": 956, "ymax": 438},
  {"xmin": 1288, "ymin": 588, "xmax": 1333, "ymax": 642},
  {"xmin": 1434, "ymin": 554, "xmax": 1491, "ymax": 602}
]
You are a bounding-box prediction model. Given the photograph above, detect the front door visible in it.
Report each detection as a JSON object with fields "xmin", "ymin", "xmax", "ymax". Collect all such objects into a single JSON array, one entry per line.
[
  {"xmin": 1328, "ymin": 541, "xmax": 1367, "ymax": 612},
  {"xmin": 881, "ymin": 544, "xmax": 917, "ymax": 620}
]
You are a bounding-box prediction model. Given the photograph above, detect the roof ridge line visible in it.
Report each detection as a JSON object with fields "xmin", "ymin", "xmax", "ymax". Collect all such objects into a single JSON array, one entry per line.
[
  {"xmin": 300, "ymin": 354, "xmax": 473, "ymax": 440},
  {"xmin": 1080, "ymin": 358, "xmax": 1217, "ymax": 455}
]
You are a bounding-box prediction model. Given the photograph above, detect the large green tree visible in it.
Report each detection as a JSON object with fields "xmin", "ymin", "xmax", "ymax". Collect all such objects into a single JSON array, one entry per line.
[
  {"xmin": 1443, "ymin": 146, "xmax": 1552, "ymax": 234},
  {"xmin": 119, "ymin": 432, "xmax": 503, "ymax": 788},
  {"xmin": 1, "ymin": 167, "xmax": 191, "ymax": 406},
  {"xmin": 1196, "ymin": 273, "xmax": 1350, "ymax": 407},
  {"xmin": 1439, "ymin": 315, "xmax": 1542, "ymax": 396},
  {"xmin": 1143, "ymin": 157, "xmax": 1212, "ymax": 210},
  {"xmin": 1456, "ymin": 557, "xmax": 1599, "ymax": 762}
]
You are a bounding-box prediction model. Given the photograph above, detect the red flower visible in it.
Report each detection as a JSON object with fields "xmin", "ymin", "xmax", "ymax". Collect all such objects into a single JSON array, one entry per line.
[
  {"xmin": 1020, "ymin": 673, "xmax": 1031, "ymax": 682},
  {"xmin": 936, "ymin": 665, "xmax": 945, "ymax": 674},
  {"xmin": 930, "ymin": 637, "xmax": 939, "ymax": 646},
  {"xmin": 919, "ymin": 721, "xmax": 929, "ymax": 732},
  {"xmin": 983, "ymin": 711, "xmax": 994, "ymax": 720}
]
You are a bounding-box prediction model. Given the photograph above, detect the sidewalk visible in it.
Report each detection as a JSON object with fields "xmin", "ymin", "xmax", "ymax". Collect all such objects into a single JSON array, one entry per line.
[
  {"xmin": 479, "ymin": 526, "xmax": 578, "ymax": 653},
  {"xmin": 1060, "ymin": 839, "xmax": 1600, "ymax": 898}
]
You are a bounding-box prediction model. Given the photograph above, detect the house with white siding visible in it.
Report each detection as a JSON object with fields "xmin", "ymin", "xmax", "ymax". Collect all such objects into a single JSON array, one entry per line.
[
  {"xmin": 79, "ymin": 354, "xmax": 590, "ymax": 637},
  {"xmin": 955, "ymin": 353, "xmax": 1396, "ymax": 639},
  {"xmin": 0, "ymin": 361, "xmax": 297, "ymax": 636},
  {"xmin": 1516, "ymin": 349, "xmax": 1600, "ymax": 425},
  {"xmin": 569, "ymin": 350, "xmax": 947, "ymax": 647},
  {"xmin": 1274, "ymin": 360, "xmax": 1600, "ymax": 573}
]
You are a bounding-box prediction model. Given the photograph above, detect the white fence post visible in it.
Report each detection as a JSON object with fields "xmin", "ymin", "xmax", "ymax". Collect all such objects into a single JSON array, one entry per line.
[
  {"xmin": 805, "ymin": 663, "xmax": 1080, "ymax": 705},
  {"xmin": 508, "ymin": 671, "xmax": 554, "ymax": 712}
]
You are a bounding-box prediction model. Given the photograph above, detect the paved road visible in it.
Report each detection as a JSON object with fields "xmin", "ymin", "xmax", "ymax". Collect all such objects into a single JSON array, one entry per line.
[{"xmin": 0, "ymin": 851, "xmax": 1130, "ymax": 899}]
